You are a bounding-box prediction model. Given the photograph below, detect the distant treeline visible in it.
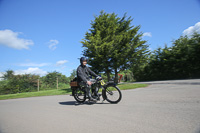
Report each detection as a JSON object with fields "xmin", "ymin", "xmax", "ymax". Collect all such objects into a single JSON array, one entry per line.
[
  {"xmin": 133, "ymin": 33, "xmax": 200, "ymax": 81},
  {"xmin": 0, "ymin": 71, "xmax": 74, "ymax": 95}
]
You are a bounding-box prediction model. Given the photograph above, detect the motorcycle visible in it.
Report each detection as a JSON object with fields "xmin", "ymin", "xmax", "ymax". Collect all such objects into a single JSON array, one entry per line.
[{"xmin": 70, "ymin": 77, "xmax": 122, "ymax": 104}]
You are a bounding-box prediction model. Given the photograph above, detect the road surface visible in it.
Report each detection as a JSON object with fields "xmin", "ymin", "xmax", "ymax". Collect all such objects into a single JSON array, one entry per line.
[{"xmin": 0, "ymin": 79, "xmax": 200, "ymax": 133}]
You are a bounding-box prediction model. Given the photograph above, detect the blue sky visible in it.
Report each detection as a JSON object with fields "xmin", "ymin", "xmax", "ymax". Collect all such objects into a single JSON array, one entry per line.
[{"xmin": 0, "ymin": 0, "xmax": 200, "ymax": 77}]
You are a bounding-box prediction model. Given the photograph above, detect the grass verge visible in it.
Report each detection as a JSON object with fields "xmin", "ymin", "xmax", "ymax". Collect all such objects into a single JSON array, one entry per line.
[
  {"xmin": 118, "ymin": 83, "xmax": 148, "ymax": 90},
  {"xmin": 0, "ymin": 83, "xmax": 148, "ymax": 100}
]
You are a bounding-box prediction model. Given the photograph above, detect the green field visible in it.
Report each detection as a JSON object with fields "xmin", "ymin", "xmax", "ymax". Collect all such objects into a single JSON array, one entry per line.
[{"xmin": 0, "ymin": 83, "xmax": 148, "ymax": 100}]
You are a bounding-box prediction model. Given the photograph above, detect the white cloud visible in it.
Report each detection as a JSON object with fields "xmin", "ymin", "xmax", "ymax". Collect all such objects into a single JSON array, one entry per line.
[
  {"xmin": 0, "ymin": 72, "xmax": 4, "ymax": 81},
  {"xmin": 18, "ymin": 63, "xmax": 50, "ymax": 67},
  {"xmin": 48, "ymin": 40, "xmax": 59, "ymax": 50},
  {"xmin": 56, "ymin": 60, "xmax": 68, "ymax": 66},
  {"xmin": 143, "ymin": 32, "xmax": 152, "ymax": 37},
  {"xmin": 0, "ymin": 29, "xmax": 34, "ymax": 50},
  {"xmin": 183, "ymin": 22, "xmax": 200, "ymax": 36},
  {"xmin": 15, "ymin": 67, "xmax": 47, "ymax": 76}
]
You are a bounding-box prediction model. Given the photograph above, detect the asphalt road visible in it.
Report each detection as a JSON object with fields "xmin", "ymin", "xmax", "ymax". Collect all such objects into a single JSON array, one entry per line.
[{"xmin": 0, "ymin": 79, "xmax": 200, "ymax": 133}]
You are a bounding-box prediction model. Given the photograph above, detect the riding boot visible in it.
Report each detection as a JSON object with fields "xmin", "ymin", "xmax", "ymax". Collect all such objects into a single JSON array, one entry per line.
[
  {"xmin": 95, "ymin": 87, "xmax": 101, "ymax": 96},
  {"xmin": 86, "ymin": 86, "xmax": 96, "ymax": 102},
  {"xmin": 92, "ymin": 87, "xmax": 100, "ymax": 100}
]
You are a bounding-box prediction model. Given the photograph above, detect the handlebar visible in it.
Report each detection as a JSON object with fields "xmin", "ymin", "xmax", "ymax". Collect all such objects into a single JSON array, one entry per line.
[{"xmin": 96, "ymin": 76, "xmax": 102, "ymax": 81}]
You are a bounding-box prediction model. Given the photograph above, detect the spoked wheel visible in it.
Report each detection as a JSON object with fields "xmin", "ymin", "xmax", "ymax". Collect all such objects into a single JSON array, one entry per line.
[
  {"xmin": 105, "ymin": 86, "xmax": 122, "ymax": 104},
  {"xmin": 73, "ymin": 88, "xmax": 86, "ymax": 103}
]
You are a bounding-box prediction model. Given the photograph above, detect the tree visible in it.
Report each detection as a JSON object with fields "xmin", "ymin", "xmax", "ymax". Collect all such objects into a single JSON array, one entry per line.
[
  {"xmin": 43, "ymin": 71, "xmax": 61, "ymax": 88},
  {"xmin": 133, "ymin": 33, "xmax": 200, "ymax": 81},
  {"xmin": 69, "ymin": 69, "xmax": 77, "ymax": 80},
  {"xmin": 81, "ymin": 11, "xmax": 149, "ymax": 83},
  {"xmin": 0, "ymin": 73, "xmax": 40, "ymax": 94},
  {"xmin": 2, "ymin": 70, "xmax": 14, "ymax": 80},
  {"xmin": 42, "ymin": 71, "xmax": 69, "ymax": 89}
]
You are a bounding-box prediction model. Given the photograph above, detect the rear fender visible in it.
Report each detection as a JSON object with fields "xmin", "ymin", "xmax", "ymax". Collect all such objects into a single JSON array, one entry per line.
[
  {"xmin": 71, "ymin": 87, "xmax": 76, "ymax": 96},
  {"xmin": 71, "ymin": 87, "xmax": 81, "ymax": 96}
]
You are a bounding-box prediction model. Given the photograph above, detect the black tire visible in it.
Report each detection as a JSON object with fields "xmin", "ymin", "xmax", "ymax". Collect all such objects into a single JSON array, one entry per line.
[
  {"xmin": 73, "ymin": 87, "xmax": 86, "ymax": 103},
  {"xmin": 105, "ymin": 86, "xmax": 122, "ymax": 104}
]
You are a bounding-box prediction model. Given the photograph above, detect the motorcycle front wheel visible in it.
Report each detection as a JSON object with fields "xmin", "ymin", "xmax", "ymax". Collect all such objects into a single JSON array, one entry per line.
[
  {"xmin": 105, "ymin": 86, "xmax": 122, "ymax": 104},
  {"xmin": 73, "ymin": 87, "xmax": 86, "ymax": 103}
]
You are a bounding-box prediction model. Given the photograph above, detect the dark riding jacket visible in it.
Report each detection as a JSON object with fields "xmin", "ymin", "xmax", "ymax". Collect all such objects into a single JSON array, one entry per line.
[{"xmin": 77, "ymin": 65, "xmax": 98, "ymax": 83}]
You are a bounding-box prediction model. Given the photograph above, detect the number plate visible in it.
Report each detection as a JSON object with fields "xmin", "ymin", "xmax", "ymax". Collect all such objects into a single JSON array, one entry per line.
[{"xmin": 100, "ymin": 80, "xmax": 106, "ymax": 86}]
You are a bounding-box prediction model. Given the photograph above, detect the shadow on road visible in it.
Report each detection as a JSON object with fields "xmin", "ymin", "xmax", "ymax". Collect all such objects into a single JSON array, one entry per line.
[
  {"xmin": 59, "ymin": 101, "xmax": 78, "ymax": 105},
  {"xmin": 59, "ymin": 101, "xmax": 110, "ymax": 106}
]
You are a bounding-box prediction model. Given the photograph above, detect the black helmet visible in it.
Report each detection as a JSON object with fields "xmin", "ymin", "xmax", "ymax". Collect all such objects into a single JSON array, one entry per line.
[{"xmin": 80, "ymin": 57, "xmax": 88, "ymax": 64}]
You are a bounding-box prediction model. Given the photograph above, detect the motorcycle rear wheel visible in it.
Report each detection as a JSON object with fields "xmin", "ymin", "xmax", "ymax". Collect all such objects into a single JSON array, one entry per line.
[{"xmin": 73, "ymin": 88, "xmax": 86, "ymax": 103}]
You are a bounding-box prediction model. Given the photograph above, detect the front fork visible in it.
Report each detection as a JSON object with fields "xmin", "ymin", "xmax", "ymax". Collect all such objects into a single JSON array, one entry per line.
[
  {"xmin": 101, "ymin": 83, "xmax": 116, "ymax": 101},
  {"xmin": 101, "ymin": 86, "xmax": 107, "ymax": 101}
]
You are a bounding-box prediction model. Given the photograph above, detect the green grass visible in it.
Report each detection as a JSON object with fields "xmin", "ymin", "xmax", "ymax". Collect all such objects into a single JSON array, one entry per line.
[
  {"xmin": 0, "ymin": 89, "xmax": 72, "ymax": 100},
  {"xmin": 118, "ymin": 83, "xmax": 148, "ymax": 90},
  {"xmin": 0, "ymin": 83, "xmax": 148, "ymax": 100}
]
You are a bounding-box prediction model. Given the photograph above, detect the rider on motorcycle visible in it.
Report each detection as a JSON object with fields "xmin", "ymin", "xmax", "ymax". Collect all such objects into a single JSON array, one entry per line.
[{"xmin": 77, "ymin": 57, "xmax": 101, "ymax": 102}]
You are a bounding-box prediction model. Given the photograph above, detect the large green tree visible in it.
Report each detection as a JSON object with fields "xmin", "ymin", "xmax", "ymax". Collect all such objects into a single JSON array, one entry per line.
[{"xmin": 81, "ymin": 11, "xmax": 148, "ymax": 82}]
